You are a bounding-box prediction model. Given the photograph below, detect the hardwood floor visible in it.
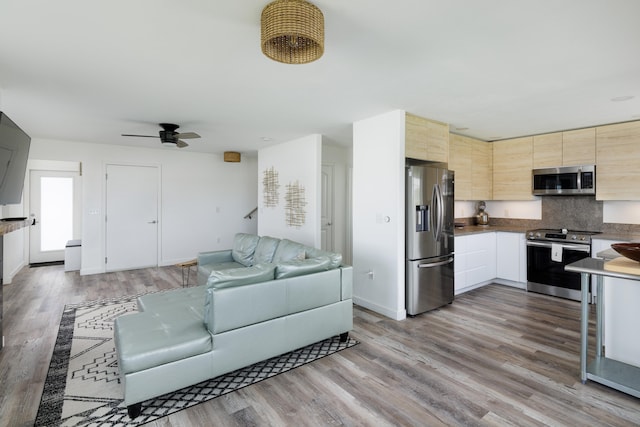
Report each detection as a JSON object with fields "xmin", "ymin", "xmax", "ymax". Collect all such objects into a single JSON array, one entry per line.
[{"xmin": 1, "ymin": 265, "xmax": 639, "ymax": 426}]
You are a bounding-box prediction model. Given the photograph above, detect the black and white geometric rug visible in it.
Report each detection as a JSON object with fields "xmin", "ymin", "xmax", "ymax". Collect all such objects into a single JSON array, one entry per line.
[{"xmin": 34, "ymin": 294, "xmax": 358, "ymax": 426}]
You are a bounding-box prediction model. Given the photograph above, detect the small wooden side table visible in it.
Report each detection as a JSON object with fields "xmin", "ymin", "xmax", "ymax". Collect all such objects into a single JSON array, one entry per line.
[{"xmin": 176, "ymin": 259, "xmax": 197, "ymax": 287}]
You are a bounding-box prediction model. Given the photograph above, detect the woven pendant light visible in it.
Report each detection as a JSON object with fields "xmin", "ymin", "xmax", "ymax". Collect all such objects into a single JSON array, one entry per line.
[
  {"xmin": 261, "ymin": 0, "xmax": 324, "ymax": 64},
  {"xmin": 223, "ymin": 151, "xmax": 241, "ymax": 162}
]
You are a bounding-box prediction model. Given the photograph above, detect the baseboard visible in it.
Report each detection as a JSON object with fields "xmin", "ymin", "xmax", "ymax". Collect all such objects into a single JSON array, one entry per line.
[
  {"xmin": 455, "ymin": 280, "xmax": 492, "ymax": 295},
  {"xmin": 4, "ymin": 259, "xmax": 27, "ymax": 284},
  {"xmin": 352, "ymin": 296, "xmax": 406, "ymax": 320},
  {"xmin": 493, "ymin": 279, "xmax": 527, "ymax": 290}
]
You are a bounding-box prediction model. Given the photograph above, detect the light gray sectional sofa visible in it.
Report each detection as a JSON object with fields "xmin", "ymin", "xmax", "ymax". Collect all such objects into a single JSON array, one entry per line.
[{"xmin": 114, "ymin": 233, "xmax": 353, "ymax": 418}]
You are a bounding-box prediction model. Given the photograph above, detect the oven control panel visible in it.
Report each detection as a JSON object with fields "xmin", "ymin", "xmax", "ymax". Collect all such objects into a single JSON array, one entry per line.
[{"xmin": 526, "ymin": 229, "xmax": 599, "ymax": 244}]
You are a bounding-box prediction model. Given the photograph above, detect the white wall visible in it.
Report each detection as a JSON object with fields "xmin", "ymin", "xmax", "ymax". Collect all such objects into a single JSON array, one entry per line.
[
  {"xmin": 352, "ymin": 110, "xmax": 406, "ymax": 320},
  {"xmin": 257, "ymin": 135, "xmax": 321, "ymax": 247},
  {"xmin": 27, "ymin": 138, "xmax": 258, "ymax": 275}
]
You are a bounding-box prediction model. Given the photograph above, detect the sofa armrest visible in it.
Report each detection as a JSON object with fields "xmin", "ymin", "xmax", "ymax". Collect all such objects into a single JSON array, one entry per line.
[
  {"xmin": 340, "ymin": 266, "xmax": 353, "ymax": 300},
  {"xmin": 197, "ymin": 250, "xmax": 233, "ymax": 266}
]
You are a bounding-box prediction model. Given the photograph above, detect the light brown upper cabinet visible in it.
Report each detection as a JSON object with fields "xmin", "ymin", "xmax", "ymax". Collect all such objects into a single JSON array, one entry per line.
[
  {"xmin": 562, "ymin": 128, "xmax": 596, "ymax": 166},
  {"xmin": 493, "ymin": 136, "xmax": 533, "ymax": 200},
  {"xmin": 533, "ymin": 132, "xmax": 562, "ymax": 168},
  {"xmin": 596, "ymin": 121, "xmax": 640, "ymax": 200},
  {"xmin": 405, "ymin": 113, "xmax": 449, "ymax": 163},
  {"xmin": 473, "ymin": 139, "xmax": 493, "ymax": 200},
  {"xmin": 449, "ymin": 134, "xmax": 492, "ymax": 200},
  {"xmin": 533, "ymin": 129, "xmax": 596, "ymax": 168}
]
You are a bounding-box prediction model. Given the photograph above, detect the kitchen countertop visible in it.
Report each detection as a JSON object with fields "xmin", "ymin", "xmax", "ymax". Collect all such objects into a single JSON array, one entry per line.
[
  {"xmin": 454, "ymin": 225, "xmax": 529, "ymax": 236},
  {"xmin": 454, "ymin": 225, "xmax": 640, "ymax": 242},
  {"xmin": 0, "ymin": 218, "xmax": 33, "ymax": 236},
  {"xmin": 594, "ymin": 233, "xmax": 640, "ymax": 242}
]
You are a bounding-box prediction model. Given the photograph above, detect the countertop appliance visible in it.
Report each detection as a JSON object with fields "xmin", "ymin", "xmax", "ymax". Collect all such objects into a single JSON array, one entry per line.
[
  {"xmin": 532, "ymin": 165, "xmax": 595, "ymax": 196},
  {"xmin": 526, "ymin": 228, "xmax": 600, "ymax": 301},
  {"xmin": 475, "ymin": 201, "xmax": 489, "ymax": 225},
  {"xmin": 406, "ymin": 163, "xmax": 455, "ymax": 315}
]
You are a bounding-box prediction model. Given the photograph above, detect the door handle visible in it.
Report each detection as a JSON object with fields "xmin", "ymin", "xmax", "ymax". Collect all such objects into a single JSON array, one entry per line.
[
  {"xmin": 148, "ymin": 220, "xmax": 157, "ymax": 224},
  {"xmin": 418, "ymin": 257, "xmax": 454, "ymax": 268}
]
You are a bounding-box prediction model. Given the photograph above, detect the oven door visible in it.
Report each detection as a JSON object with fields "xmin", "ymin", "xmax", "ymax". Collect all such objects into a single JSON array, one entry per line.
[{"xmin": 526, "ymin": 240, "xmax": 591, "ymax": 301}]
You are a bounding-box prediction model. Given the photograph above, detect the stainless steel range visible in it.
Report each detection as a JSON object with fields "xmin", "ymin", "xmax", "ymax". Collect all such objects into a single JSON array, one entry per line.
[{"xmin": 526, "ymin": 229, "xmax": 600, "ymax": 301}]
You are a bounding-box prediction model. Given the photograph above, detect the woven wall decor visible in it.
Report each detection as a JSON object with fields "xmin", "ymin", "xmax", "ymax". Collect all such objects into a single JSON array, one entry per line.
[
  {"xmin": 261, "ymin": 0, "xmax": 324, "ymax": 64},
  {"xmin": 262, "ymin": 166, "xmax": 280, "ymax": 208},
  {"xmin": 284, "ymin": 180, "xmax": 306, "ymax": 228}
]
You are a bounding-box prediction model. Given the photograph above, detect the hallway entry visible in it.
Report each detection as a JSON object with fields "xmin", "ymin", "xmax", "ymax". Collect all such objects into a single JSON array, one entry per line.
[{"xmin": 29, "ymin": 169, "xmax": 81, "ymax": 264}]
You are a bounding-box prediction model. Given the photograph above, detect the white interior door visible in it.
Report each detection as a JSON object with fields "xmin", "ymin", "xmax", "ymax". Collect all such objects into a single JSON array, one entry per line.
[
  {"xmin": 321, "ymin": 165, "xmax": 334, "ymax": 251},
  {"xmin": 105, "ymin": 164, "xmax": 159, "ymax": 271},
  {"xmin": 29, "ymin": 170, "xmax": 80, "ymax": 264}
]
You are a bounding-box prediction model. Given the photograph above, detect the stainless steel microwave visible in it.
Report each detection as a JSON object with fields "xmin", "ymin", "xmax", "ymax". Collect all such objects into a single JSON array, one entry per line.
[{"xmin": 532, "ymin": 165, "xmax": 595, "ymax": 195}]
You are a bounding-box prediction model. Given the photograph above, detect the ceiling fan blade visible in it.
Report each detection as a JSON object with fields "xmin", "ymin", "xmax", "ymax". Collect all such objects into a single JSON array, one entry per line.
[
  {"xmin": 121, "ymin": 134, "xmax": 159, "ymax": 138},
  {"xmin": 176, "ymin": 140, "xmax": 189, "ymax": 148},
  {"xmin": 176, "ymin": 132, "xmax": 200, "ymax": 139}
]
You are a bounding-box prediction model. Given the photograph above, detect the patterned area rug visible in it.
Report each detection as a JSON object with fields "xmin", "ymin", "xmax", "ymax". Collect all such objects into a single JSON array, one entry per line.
[{"xmin": 35, "ymin": 294, "xmax": 358, "ymax": 426}]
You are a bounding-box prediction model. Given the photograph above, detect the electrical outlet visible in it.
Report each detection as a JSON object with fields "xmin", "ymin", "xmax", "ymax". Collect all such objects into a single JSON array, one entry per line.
[{"xmin": 367, "ymin": 270, "xmax": 374, "ymax": 280}]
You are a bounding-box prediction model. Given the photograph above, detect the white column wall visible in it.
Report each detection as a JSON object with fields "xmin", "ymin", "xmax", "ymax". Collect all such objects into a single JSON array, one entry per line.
[
  {"xmin": 257, "ymin": 135, "xmax": 321, "ymax": 247},
  {"xmin": 352, "ymin": 110, "xmax": 406, "ymax": 320}
]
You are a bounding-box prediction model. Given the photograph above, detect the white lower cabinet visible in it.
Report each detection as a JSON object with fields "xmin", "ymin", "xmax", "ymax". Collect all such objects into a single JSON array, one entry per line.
[
  {"xmin": 455, "ymin": 231, "xmax": 526, "ymax": 295},
  {"xmin": 496, "ymin": 232, "xmax": 527, "ymax": 285},
  {"xmin": 454, "ymin": 233, "xmax": 496, "ymax": 294}
]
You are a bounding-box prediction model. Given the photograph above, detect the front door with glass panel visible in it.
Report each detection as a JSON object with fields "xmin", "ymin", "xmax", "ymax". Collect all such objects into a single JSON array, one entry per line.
[{"xmin": 29, "ymin": 170, "xmax": 81, "ymax": 264}]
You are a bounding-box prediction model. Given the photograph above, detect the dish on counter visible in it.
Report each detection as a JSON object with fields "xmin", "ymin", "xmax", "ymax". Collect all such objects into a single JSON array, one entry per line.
[{"xmin": 611, "ymin": 243, "xmax": 640, "ymax": 263}]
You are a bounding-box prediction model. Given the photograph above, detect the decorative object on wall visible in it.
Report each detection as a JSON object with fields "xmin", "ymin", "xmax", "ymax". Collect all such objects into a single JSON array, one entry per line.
[
  {"xmin": 284, "ymin": 180, "xmax": 306, "ymax": 227},
  {"xmin": 260, "ymin": 0, "xmax": 324, "ymax": 64},
  {"xmin": 223, "ymin": 151, "xmax": 241, "ymax": 162},
  {"xmin": 262, "ymin": 166, "xmax": 280, "ymax": 208}
]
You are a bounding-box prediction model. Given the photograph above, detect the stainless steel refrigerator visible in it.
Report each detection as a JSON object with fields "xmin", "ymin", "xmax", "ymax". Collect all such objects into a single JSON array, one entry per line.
[{"xmin": 406, "ymin": 163, "xmax": 455, "ymax": 316}]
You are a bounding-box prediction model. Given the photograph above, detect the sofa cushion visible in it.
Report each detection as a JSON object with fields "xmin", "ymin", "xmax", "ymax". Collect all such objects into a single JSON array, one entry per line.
[
  {"xmin": 275, "ymin": 256, "xmax": 331, "ymax": 279},
  {"xmin": 253, "ymin": 236, "xmax": 280, "ymax": 264},
  {"xmin": 204, "ymin": 280, "xmax": 287, "ymax": 335},
  {"xmin": 272, "ymin": 239, "xmax": 306, "ymax": 264},
  {"xmin": 114, "ymin": 309, "xmax": 212, "ymax": 375},
  {"xmin": 206, "ymin": 263, "xmax": 276, "ymax": 289},
  {"xmin": 137, "ymin": 286, "xmax": 207, "ymax": 313},
  {"xmin": 231, "ymin": 233, "xmax": 260, "ymax": 267},
  {"xmin": 304, "ymin": 246, "xmax": 343, "ymax": 269}
]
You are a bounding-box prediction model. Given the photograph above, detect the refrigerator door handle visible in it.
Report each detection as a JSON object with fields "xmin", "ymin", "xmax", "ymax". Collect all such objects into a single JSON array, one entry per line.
[
  {"xmin": 417, "ymin": 257, "xmax": 454, "ymax": 268},
  {"xmin": 432, "ymin": 183, "xmax": 444, "ymax": 241},
  {"xmin": 431, "ymin": 184, "xmax": 439, "ymax": 240},
  {"xmin": 437, "ymin": 183, "xmax": 444, "ymax": 238}
]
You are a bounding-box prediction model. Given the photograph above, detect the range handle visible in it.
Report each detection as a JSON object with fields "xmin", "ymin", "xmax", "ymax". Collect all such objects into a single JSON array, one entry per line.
[{"xmin": 525, "ymin": 240, "xmax": 591, "ymax": 253}]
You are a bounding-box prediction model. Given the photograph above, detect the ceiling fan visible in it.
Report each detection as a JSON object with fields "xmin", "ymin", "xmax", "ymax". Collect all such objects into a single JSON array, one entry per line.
[{"xmin": 122, "ymin": 123, "xmax": 200, "ymax": 148}]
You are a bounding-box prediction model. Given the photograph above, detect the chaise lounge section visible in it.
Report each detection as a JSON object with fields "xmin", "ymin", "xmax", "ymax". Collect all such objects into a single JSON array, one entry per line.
[{"xmin": 114, "ymin": 233, "xmax": 353, "ymax": 418}]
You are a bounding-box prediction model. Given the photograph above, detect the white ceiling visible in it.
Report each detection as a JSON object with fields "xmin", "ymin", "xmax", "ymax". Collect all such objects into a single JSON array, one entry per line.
[{"xmin": 1, "ymin": 0, "xmax": 639, "ymax": 154}]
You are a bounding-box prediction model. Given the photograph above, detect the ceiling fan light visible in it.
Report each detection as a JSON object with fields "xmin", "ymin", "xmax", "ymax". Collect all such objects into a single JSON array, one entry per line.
[{"xmin": 261, "ymin": 0, "xmax": 324, "ymax": 64}]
